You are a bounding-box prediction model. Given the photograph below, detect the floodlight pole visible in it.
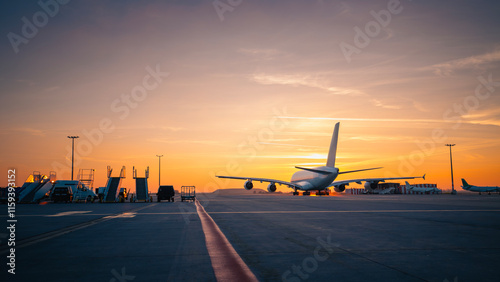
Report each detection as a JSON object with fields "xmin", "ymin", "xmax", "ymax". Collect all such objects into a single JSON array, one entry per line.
[
  {"xmin": 445, "ymin": 144, "xmax": 456, "ymax": 195},
  {"xmin": 67, "ymin": 136, "xmax": 79, "ymax": 180},
  {"xmin": 156, "ymin": 155, "xmax": 163, "ymax": 187}
]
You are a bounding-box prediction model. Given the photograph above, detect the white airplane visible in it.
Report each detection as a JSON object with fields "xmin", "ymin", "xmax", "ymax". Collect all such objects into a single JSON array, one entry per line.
[
  {"xmin": 378, "ymin": 187, "xmax": 395, "ymax": 194},
  {"xmin": 461, "ymin": 179, "xmax": 500, "ymax": 195},
  {"xmin": 404, "ymin": 181, "xmax": 441, "ymax": 194},
  {"xmin": 217, "ymin": 122, "xmax": 425, "ymax": 195}
]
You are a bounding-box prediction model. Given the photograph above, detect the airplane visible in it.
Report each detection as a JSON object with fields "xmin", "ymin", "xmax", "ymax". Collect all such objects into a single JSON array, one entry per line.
[
  {"xmin": 404, "ymin": 181, "xmax": 441, "ymax": 194},
  {"xmin": 217, "ymin": 122, "xmax": 425, "ymax": 195},
  {"xmin": 378, "ymin": 187, "xmax": 395, "ymax": 195},
  {"xmin": 461, "ymin": 179, "xmax": 500, "ymax": 195}
]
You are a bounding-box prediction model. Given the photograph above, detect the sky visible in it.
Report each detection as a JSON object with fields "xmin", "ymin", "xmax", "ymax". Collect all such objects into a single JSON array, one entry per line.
[{"xmin": 1, "ymin": 0, "xmax": 500, "ymax": 193}]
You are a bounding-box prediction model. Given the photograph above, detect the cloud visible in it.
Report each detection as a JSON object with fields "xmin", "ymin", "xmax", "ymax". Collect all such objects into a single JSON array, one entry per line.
[
  {"xmin": 431, "ymin": 50, "xmax": 500, "ymax": 76},
  {"xmin": 43, "ymin": 86, "xmax": 60, "ymax": 93},
  {"xmin": 370, "ymin": 99, "xmax": 401, "ymax": 110},
  {"xmin": 238, "ymin": 48, "xmax": 283, "ymax": 60},
  {"xmin": 160, "ymin": 126, "xmax": 184, "ymax": 132},
  {"xmin": 276, "ymin": 116, "xmax": 500, "ymax": 127},
  {"xmin": 411, "ymin": 100, "xmax": 431, "ymax": 113},
  {"xmin": 251, "ymin": 73, "xmax": 364, "ymax": 96},
  {"xmin": 348, "ymin": 136, "xmax": 411, "ymax": 142},
  {"xmin": 16, "ymin": 79, "xmax": 35, "ymax": 86},
  {"xmin": 462, "ymin": 107, "xmax": 500, "ymax": 127},
  {"xmin": 147, "ymin": 138, "xmax": 219, "ymax": 145},
  {"xmin": 255, "ymin": 153, "xmax": 328, "ymax": 160},
  {"xmin": 275, "ymin": 116, "xmax": 450, "ymax": 124},
  {"xmin": 257, "ymin": 142, "xmax": 323, "ymax": 148},
  {"xmin": 16, "ymin": 128, "xmax": 46, "ymax": 137}
]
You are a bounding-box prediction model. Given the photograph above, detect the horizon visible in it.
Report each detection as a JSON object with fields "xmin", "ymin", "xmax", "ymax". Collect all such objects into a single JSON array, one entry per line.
[{"xmin": 1, "ymin": 0, "xmax": 500, "ymax": 193}]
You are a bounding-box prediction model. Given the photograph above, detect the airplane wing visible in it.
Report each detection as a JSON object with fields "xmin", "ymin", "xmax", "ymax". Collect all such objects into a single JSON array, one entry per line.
[
  {"xmin": 216, "ymin": 175, "xmax": 302, "ymax": 189},
  {"xmin": 329, "ymin": 174, "xmax": 426, "ymax": 188}
]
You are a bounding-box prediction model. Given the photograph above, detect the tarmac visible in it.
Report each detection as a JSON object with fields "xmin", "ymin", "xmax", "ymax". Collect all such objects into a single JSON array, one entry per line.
[{"xmin": 1, "ymin": 193, "xmax": 500, "ymax": 282}]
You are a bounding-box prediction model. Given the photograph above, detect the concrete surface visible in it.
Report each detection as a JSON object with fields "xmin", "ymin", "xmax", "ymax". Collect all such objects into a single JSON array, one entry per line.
[{"xmin": 1, "ymin": 193, "xmax": 499, "ymax": 282}]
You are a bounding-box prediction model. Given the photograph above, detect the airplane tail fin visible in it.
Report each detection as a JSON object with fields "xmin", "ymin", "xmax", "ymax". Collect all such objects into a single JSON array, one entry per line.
[
  {"xmin": 461, "ymin": 179, "xmax": 470, "ymax": 189},
  {"xmin": 326, "ymin": 122, "xmax": 340, "ymax": 168},
  {"xmin": 405, "ymin": 181, "xmax": 411, "ymax": 188}
]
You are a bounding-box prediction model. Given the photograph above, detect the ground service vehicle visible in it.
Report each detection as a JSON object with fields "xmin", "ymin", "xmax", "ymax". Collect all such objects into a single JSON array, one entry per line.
[
  {"xmin": 181, "ymin": 186, "xmax": 196, "ymax": 202},
  {"xmin": 118, "ymin": 188, "xmax": 128, "ymax": 203},
  {"xmin": 51, "ymin": 180, "xmax": 96, "ymax": 203},
  {"xmin": 157, "ymin": 186, "xmax": 175, "ymax": 202},
  {"xmin": 51, "ymin": 186, "xmax": 73, "ymax": 203}
]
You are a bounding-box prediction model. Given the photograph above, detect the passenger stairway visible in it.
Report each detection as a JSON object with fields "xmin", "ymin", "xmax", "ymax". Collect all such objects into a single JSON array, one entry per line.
[
  {"xmin": 19, "ymin": 172, "xmax": 56, "ymax": 203},
  {"xmin": 102, "ymin": 166, "xmax": 125, "ymax": 202},
  {"xmin": 133, "ymin": 166, "xmax": 150, "ymax": 202}
]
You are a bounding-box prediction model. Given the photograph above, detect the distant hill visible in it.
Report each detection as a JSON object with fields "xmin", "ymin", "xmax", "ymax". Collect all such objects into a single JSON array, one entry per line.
[{"xmin": 211, "ymin": 188, "xmax": 275, "ymax": 195}]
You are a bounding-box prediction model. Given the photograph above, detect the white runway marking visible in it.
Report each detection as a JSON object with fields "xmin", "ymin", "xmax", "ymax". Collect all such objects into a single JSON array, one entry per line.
[
  {"xmin": 0, "ymin": 204, "xmax": 158, "ymax": 255},
  {"xmin": 8, "ymin": 209, "xmax": 500, "ymax": 218},
  {"xmin": 103, "ymin": 212, "xmax": 136, "ymax": 219},
  {"xmin": 207, "ymin": 209, "xmax": 500, "ymax": 214},
  {"xmin": 46, "ymin": 211, "xmax": 92, "ymax": 217}
]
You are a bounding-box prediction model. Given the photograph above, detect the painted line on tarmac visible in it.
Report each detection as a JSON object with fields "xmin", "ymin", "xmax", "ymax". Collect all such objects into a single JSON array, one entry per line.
[
  {"xmin": 0, "ymin": 204, "xmax": 157, "ymax": 255},
  {"xmin": 46, "ymin": 211, "xmax": 92, "ymax": 217},
  {"xmin": 206, "ymin": 209, "xmax": 500, "ymax": 214},
  {"xmin": 195, "ymin": 200, "xmax": 258, "ymax": 282},
  {"xmin": 6, "ymin": 212, "xmax": 198, "ymax": 217},
  {"xmin": 8, "ymin": 209, "xmax": 499, "ymax": 218}
]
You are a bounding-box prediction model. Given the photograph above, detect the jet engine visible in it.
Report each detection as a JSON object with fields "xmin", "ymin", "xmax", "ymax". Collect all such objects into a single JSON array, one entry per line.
[
  {"xmin": 267, "ymin": 183, "xmax": 277, "ymax": 193},
  {"xmin": 244, "ymin": 180, "xmax": 253, "ymax": 190},
  {"xmin": 364, "ymin": 181, "xmax": 379, "ymax": 191},
  {"xmin": 333, "ymin": 184, "xmax": 346, "ymax": 193}
]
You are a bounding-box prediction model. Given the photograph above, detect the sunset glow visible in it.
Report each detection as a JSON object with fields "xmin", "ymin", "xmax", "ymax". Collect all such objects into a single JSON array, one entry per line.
[{"xmin": 1, "ymin": 1, "xmax": 499, "ymax": 193}]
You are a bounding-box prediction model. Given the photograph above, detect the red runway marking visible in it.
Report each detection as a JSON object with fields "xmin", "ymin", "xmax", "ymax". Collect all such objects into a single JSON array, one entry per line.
[{"xmin": 196, "ymin": 200, "xmax": 259, "ymax": 282}]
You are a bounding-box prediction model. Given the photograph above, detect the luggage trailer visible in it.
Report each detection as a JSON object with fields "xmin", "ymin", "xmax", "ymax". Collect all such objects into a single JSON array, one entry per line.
[{"xmin": 181, "ymin": 186, "xmax": 196, "ymax": 202}]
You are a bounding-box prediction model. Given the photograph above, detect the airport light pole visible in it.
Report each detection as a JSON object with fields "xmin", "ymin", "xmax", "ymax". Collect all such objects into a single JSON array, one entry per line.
[
  {"xmin": 156, "ymin": 155, "xmax": 163, "ymax": 187},
  {"xmin": 445, "ymin": 144, "xmax": 456, "ymax": 195},
  {"xmin": 67, "ymin": 136, "xmax": 79, "ymax": 180}
]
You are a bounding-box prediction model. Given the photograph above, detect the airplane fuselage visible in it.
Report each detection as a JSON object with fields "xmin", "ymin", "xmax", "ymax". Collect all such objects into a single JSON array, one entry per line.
[
  {"xmin": 409, "ymin": 187, "xmax": 440, "ymax": 193},
  {"xmin": 463, "ymin": 186, "xmax": 500, "ymax": 193},
  {"xmin": 290, "ymin": 166, "xmax": 338, "ymax": 191}
]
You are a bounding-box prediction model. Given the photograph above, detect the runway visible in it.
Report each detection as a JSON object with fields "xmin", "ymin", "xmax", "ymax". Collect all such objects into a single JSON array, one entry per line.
[{"xmin": 2, "ymin": 193, "xmax": 500, "ymax": 281}]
